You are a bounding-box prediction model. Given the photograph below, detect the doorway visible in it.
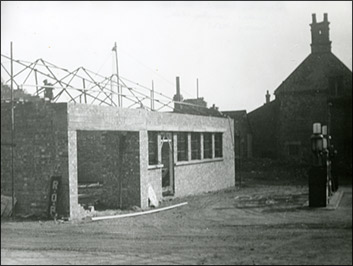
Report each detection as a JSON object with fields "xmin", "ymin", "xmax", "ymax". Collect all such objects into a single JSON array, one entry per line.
[{"xmin": 161, "ymin": 132, "xmax": 174, "ymax": 196}]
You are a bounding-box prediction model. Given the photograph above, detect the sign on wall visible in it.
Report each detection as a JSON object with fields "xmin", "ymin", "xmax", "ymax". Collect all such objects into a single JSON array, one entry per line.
[{"xmin": 48, "ymin": 176, "xmax": 61, "ymax": 219}]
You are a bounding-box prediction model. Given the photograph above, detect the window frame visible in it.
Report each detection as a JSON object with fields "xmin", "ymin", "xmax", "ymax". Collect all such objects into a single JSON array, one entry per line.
[
  {"xmin": 203, "ymin": 132, "xmax": 212, "ymax": 159},
  {"xmin": 191, "ymin": 132, "xmax": 201, "ymax": 160},
  {"xmin": 177, "ymin": 132, "xmax": 188, "ymax": 162},
  {"xmin": 214, "ymin": 133, "xmax": 223, "ymax": 158},
  {"xmin": 148, "ymin": 131, "xmax": 158, "ymax": 165}
]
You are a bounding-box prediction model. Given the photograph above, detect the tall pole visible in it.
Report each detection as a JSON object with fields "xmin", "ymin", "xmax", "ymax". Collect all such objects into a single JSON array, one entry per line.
[
  {"xmin": 34, "ymin": 69, "xmax": 38, "ymax": 96},
  {"xmin": 196, "ymin": 78, "xmax": 198, "ymax": 98},
  {"xmin": 10, "ymin": 42, "xmax": 15, "ymax": 216},
  {"xmin": 82, "ymin": 78, "xmax": 87, "ymax": 104},
  {"xmin": 151, "ymin": 80, "xmax": 154, "ymax": 111},
  {"xmin": 113, "ymin": 42, "xmax": 121, "ymax": 107}
]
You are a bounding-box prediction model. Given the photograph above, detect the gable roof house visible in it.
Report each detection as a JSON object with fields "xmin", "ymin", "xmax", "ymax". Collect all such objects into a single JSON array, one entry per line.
[{"xmin": 248, "ymin": 13, "xmax": 352, "ymax": 174}]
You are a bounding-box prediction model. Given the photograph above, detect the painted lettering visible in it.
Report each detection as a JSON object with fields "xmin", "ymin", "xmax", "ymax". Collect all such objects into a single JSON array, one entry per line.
[
  {"xmin": 51, "ymin": 193, "xmax": 57, "ymax": 202},
  {"xmin": 52, "ymin": 180, "xmax": 59, "ymax": 190},
  {"xmin": 50, "ymin": 205, "xmax": 56, "ymax": 215}
]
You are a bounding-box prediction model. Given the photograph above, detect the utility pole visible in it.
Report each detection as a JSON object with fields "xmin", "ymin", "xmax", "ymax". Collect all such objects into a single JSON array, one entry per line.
[
  {"xmin": 112, "ymin": 42, "xmax": 121, "ymax": 107},
  {"xmin": 10, "ymin": 42, "xmax": 15, "ymax": 217}
]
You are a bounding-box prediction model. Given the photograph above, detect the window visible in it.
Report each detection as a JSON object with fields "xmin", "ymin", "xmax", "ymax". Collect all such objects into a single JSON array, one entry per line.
[
  {"xmin": 148, "ymin": 131, "xmax": 158, "ymax": 165},
  {"xmin": 203, "ymin": 133, "xmax": 212, "ymax": 159},
  {"xmin": 191, "ymin": 133, "xmax": 201, "ymax": 160},
  {"xmin": 177, "ymin": 132, "xmax": 188, "ymax": 161},
  {"xmin": 215, "ymin": 133, "xmax": 223, "ymax": 158}
]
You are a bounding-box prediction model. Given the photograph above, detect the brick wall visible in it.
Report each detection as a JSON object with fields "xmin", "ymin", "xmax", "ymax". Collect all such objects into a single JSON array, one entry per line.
[
  {"xmin": 1, "ymin": 102, "xmax": 69, "ymax": 218},
  {"xmin": 277, "ymin": 92, "xmax": 328, "ymax": 162},
  {"xmin": 247, "ymin": 102, "xmax": 280, "ymax": 159},
  {"xmin": 330, "ymin": 98, "xmax": 352, "ymax": 175}
]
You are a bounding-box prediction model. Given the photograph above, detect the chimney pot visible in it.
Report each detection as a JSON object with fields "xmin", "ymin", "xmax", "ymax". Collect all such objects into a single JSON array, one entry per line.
[
  {"xmin": 312, "ymin": 13, "xmax": 317, "ymax": 23},
  {"xmin": 265, "ymin": 90, "xmax": 270, "ymax": 104}
]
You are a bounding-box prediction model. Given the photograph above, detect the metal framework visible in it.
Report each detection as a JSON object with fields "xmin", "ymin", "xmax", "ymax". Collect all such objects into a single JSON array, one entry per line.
[{"xmin": 1, "ymin": 54, "xmax": 216, "ymax": 113}]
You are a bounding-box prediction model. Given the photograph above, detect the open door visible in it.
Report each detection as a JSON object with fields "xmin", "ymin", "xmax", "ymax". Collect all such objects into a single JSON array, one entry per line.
[{"xmin": 161, "ymin": 132, "xmax": 174, "ymax": 196}]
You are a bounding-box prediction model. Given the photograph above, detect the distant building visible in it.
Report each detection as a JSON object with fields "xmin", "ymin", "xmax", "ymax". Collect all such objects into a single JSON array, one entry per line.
[
  {"xmin": 222, "ymin": 110, "xmax": 252, "ymax": 161},
  {"xmin": 248, "ymin": 14, "xmax": 352, "ymax": 174},
  {"xmin": 173, "ymin": 77, "xmax": 223, "ymax": 117},
  {"xmin": 1, "ymin": 82, "xmax": 41, "ymax": 103}
]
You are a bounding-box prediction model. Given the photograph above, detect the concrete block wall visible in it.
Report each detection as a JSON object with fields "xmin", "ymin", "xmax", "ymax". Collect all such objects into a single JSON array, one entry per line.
[
  {"xmin": 147, "ymin": 168, "xmax": 162, "ymax": 204},
  {"xmin": 1, "ymin": 102, "xmax": 69, "ymax": 218},
  {"xmin": 77, "ymin": 131, "xmax": 107, "ymax": 184},
  {"xmin": 67, "ymin": 104, "xmax": 235, "ymax": 210},
  {"xmin": 145, "ymin": 112, "xmax": 235, "ymax": 202},
  {"xmin": 75, "ymin": 130, "xmax": 141, "ymax": 209},
  {"xmin": 1, "ymin": 101, "xmax": 234, "ymax": 219},
  {"xmin": 78, "ymin": 132, "xmax": 144, "ymax": 211},
  {"xmin": 120, "ymin": 132, "xmax": 141, "ymax": 208}
]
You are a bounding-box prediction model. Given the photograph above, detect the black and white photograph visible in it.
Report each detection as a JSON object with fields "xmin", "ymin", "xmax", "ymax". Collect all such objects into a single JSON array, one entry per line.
[{"xmin": 1, "ymin": 1, "xmax": 352, "ymax": 265}]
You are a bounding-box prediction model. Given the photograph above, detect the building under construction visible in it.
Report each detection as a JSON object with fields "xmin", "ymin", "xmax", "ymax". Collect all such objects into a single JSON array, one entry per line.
[{"xmin": 1, "ymin": 51, "xmax": 235, "ymax": 220}]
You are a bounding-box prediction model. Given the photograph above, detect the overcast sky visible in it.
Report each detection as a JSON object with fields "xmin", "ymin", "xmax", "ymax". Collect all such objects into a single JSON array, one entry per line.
[{"xmin": 1, "ymin": 1, "xmax": 352, "ymax": 112}]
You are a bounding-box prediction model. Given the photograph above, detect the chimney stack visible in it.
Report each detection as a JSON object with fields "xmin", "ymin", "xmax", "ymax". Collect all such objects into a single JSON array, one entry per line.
[
  {"xmin": 176, "ymin": 76, "xmax": 180, "ymax": 101},
  {"xmin": 312, "ymin": 13, "xmax": 317, "ymax": 24},
  {"xmin": 310, "ymin": 13, "xmax": 331, "ymax": 54},
  {"xmin": 173, "ymin": 76, "xmax": 183, "ymax": 112}
]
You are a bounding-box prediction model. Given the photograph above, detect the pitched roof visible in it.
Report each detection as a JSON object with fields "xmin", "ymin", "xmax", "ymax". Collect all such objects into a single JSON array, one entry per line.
[{"xmin": 274, "ymin": 52, "xmax": 352, "ymax": 95}]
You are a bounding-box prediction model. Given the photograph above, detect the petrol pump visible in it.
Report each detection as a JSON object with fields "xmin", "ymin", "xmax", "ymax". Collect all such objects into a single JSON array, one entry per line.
[{"xmin": 308, "ymin": 123, "xmax": 331, "ymax": 207}]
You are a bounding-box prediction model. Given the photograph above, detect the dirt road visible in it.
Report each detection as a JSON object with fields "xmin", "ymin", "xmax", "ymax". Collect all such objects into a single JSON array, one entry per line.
[{"xmin": 1, "ymin": 180, "xmax": 352, "ymax": 265}]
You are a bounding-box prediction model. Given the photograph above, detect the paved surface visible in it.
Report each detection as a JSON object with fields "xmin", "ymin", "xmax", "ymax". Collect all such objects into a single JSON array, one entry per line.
[{"xmin": 1, "ymin": 183, "xmax": 352, "ymax": 265}]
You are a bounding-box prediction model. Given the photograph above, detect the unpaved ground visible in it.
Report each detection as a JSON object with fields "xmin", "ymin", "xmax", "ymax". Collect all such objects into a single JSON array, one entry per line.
[{"xmin": 1, "ymin": 168, "xmax": 352, "ymax": 265}]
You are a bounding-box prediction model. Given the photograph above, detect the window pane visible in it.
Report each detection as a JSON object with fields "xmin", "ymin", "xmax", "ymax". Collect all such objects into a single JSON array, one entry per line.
[
  {"xmin": 148, "ymin": 131, "xmax": 158, "ymax": 165},
  {"xmin": 203, "ymin": 133, "xmax": 212, "ymax": 159},
  {"xmin": 191, "ymin": 133, "xmax": 201, "ymax": 160},
  {"xmin": 177, "ymin": 132, "xmax": 188, "ymax": 161},
  {"xmin": 215, "ymin": 133, "xmax": 223, "ymax": 158}
]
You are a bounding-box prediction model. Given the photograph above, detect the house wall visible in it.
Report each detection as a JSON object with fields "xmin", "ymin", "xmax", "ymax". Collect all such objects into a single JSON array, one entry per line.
[
  {"xmin": 1, "ymin": 102, "xmax": 69, "ymax": 218},
  {"xmin": 247, "ymin": 102, "xmax": 279, "ymax": 158},
  {"xmin": 276, "ymin": 92, "xmax": 328, "ymax": 162},
  {"xmin": 222, "ymin": 111, "xmax": 252, "ymax": 159}
]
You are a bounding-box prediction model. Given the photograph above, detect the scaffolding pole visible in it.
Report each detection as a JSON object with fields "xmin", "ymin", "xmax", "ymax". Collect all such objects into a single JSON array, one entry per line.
[
  {"xmin": 113, "ymin": 42, "xmax": 121, "ymax": 107},
  {"xmin": 10, "ymin": 42, "xmax": 15, "ymax": 216}
]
